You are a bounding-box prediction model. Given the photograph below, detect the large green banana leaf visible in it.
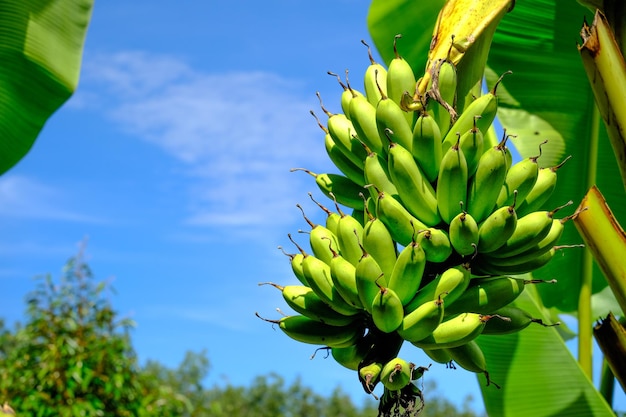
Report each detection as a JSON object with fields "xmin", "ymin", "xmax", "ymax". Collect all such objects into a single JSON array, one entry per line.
[
  {"xmin": 368, "ymin": 1, "xmax": 622, "ymax": 416},
  {"xmin": 0, "ymin": 0, "xmax": 94, "ymax": 175}
]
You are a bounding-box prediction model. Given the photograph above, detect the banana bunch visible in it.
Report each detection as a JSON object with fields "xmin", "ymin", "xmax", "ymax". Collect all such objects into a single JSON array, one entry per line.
[{"xmin": 259, "ymin": 36, "xmax": 571, "ymax": 413}]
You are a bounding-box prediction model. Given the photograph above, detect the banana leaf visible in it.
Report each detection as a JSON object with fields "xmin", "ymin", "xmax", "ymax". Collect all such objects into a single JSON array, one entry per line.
[{"xmin": 0, "ymin": 0, "xmax": 94, "ymax": 175}]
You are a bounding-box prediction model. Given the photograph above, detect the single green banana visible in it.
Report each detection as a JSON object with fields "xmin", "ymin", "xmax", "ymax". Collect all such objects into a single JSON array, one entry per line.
[
  {"xmin": 397, "ymin": 297, "xmax": 445, "ymax": 342},
  {"xmin": 372, "ymin": 285, "xmax": 405, "ymax": 333},
  {"xmin": 404, "ymin": 263, "xmax": 471, "ymax": 313},
  {"xmin": 364, "ymin": 150, "xmax": 399, "ymax": 201},
  {"xmin": 496, "ymin": 140, "xmax": 548, "ymax": 208},
  {"xmin": 295, "ymin": 204, "xmax": 339, "ymax": 265},
  {"xmin": 417, "ymin": 228, "xmax": 452, "ymax": 263},
  {"xmin": 386, "ymin": 34, "xmax": 416, "ymax": 127},
  {"xmin": 516, "ymin": 155, "xmax": 572, "ymax": 217},
  {"xmin": 466, "ymin": 133, "xmax": 509, "ymax": 223},
  {"xmin": 359, "ymin": 361, "xmax": 384, "ymax": 393},
  {"xmin": 380, "ymin": 357, "xmax": 413, "ymax": 391},
  {"xmin": 474, "ymin": 246, "xmax": 581, "ymax": 276},
  {"xmin": 362, "ymin": 206, "xmax": 398, "ymax": 280},
  {"xmin": 375, "ymin": 70, "xmax": 414, "ymax": 152},
  {"xmin": 355, "ymin": 244, "xmax": 387, "ymax": 314},
  {"xmin": 331, "ymin": 199, "xmax": 365, "ymax": 266},
  {"xmin": 387, "ymin": 138, "xmax": 441, "ymax": 226},
  {"xmin": 256, "ymin": 313, "xmax": 363, "ymax": 348},
  {"xmin": 347, "ymin": 82, "xmax": 386, "ymax": 156},
  {"xmin": 278, "ymin": 246, "xmax": 308, "ymax": 286},
  {"xmin": 327, "ymin": 244, "xmax": 363, "ymax": 309},
  {"xmin": 482, "ymin": 305, "xmax": 561, "ymax": 335},
  {"xmin": 486, "ymin": 201, "xmax": 572, "ymax": 259},
  {"xmin": 300, "ymin": 249, "xmax": 362, "ymax": 317},
  {"xmin": 322, "ymin": 127, "xmax": 367, "ymax": 187},
  {"xmin": 476, "ymin": 196, "xmax": 518, "ymax": 254},
  {"xmin": 436, "ymin": 133, "xmax": 468, "ymax": 224},
  {"xmin": 362, "ymin": 39, "xmax": 388, "ymax": 107},
  {"xmin": 458, "ymin": 116, "xmax": 484, "ymax": 177},
  {"xmin": 428, "ymin": 58, "xmax": 457, "ymax": 136},
  {"xmin": 422, "ymin": 347, "xmax": 452, "ymax": 365},
  {"xmin": 411, "ymin": 110, "xmax": 443, "ymax": 183},
  {"xmin": 259, "ymin": 282, "xmax": 359, "ymax": 326},
  {"xmin": 387, "ymin": 237, "xmax": 426, "ymax": 306},
  {"xmin": 444, "ymin": 341, "xmax": 498, "ymax": 387},
  {"xmin": 411, "ymin": 312, "xmax": 491, "ymax": 349},
  {"xmin": 375, "ymin": 190, "xmax": 429, "ymax": 247},
  {"xmin": 291, "ymin": 168, "xmax": 365, "ymax": 210},
  {"xmin": 449, "ymin": 208, "xmax": 479, "ymax": 256},
  {"xmin": 441, "ymin": 71, "xmax": 510, "ymax": 150},
  {"xmin": 318, "ymin": 96, "xmax": 368, "ymax": 169},
  {"xmin": 445, "ymin": 277, "xmax": 557, "ymax": 316}
]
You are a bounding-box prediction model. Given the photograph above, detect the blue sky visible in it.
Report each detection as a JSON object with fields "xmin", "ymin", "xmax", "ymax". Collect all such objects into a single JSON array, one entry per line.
[{"xmin": 2, "ymin": 0, "xmax": 624, "ymax": 413}]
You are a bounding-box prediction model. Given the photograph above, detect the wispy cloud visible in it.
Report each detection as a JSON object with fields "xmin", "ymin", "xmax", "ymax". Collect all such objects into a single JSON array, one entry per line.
[
  {"xmin": 75, "ymin": 52, "xmax": 332, "ymax": 231},
  {"xmin": 0, "ymin": 175, "xmax": 104, "ymax": 223}
]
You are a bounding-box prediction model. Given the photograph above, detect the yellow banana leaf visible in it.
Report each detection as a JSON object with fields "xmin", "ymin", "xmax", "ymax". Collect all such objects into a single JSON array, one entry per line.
[{"xmin": 0, "ymin": 0, "xmax": 94, "ymax": 175}]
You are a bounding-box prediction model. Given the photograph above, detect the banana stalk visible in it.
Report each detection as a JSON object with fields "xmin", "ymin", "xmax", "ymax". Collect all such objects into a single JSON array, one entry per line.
[
  {"xmin": 578, "ymin": 10, "xmax": 626, "ymax": 191},
  {"xmin": 573, "ymin": 185, "xmax": 626, "ymax": 313},
  {"xmin": 593, "ymin": 313, "xmax": 626, "ymax": 394}
]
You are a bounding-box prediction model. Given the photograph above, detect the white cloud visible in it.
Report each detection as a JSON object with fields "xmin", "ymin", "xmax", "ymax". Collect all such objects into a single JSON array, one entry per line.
[
  {"xmin": 0, "ymin": 175, "xmax": 103, "ymax": 222},
  {"xmin": 76, "ymin": 51, "xmax": 334, "ymax": 230}
]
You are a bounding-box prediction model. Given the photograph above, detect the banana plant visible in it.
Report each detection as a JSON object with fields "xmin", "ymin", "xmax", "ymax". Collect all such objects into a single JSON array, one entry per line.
[
  {"xmin": 368, "ymin": 0, "xmax": 625, "ymax": 416},
  {"xmin": 0, "ymin": 0, "xmax": 94, "ymax": 175}
]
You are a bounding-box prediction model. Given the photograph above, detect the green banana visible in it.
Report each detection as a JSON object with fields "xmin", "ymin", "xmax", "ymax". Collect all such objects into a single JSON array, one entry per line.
[
  {"xmin": 466, "ymin": 133, "xmax": 509, "ymax": 223},
  {"xmin": 476, "ymin": 196, "xmax": 518, "ymax": 254},
  {"xmin": 496, "ymin": 140, "xmax": 548, "ymax": 208},
  {"xmin": 347, "ymin": 80, "xmax": 386, "ymax": 156},
  {"xmin": 482, "ymin": 305, "xmax": 560, "ymax": 335},
  {"xmin": 417, "ymin": 228, "xmax": 452, "ymax": 263},
  {"xmin": 380, "ymin": 357, "xmax": 413, "ymax": 391},
  {"xmin": 449, "ymin": 208, "xmax": 479, "ymax": 256},
  {"xmin": 331, "ymin": 331, "xmax": 374, "ymax": 370},
  {"xmin": 436, "ymin": 133, "xmax": 468, "ymax": 224},
  {"xmin": 319, "ymin": 96, "xmax": 368, "ymax": 168},
  {"xmin": 375, "ymin": 189, "xmax": 429, "ymax": 247},
  {"xmin": 397, "ymin": 297, "xmax": 445, "ymax": 342},
  {"xmin": 371, "ymin": 285, "xmax": 405, "ymax": 333},
  {"xmin": 404, "ymin": 263, "xmax": 471, "ymax": 312},
  {"xmin": 359, "ymin": 361, "xmax": 384, "ymax": 394},
  {"xmin": 291, "ymin": 168, "xmax": 365, "ymax": 210},
  {"xmin": 256, "ymin": 313, "xmax": 363, "ymax": 348},
  {"xmin": 422, "ymin": 347, "xmax": 452, "ymax": 365},
  {"xmin": 411, "ymin": 312, "xmax": 491, "ymax": 349},
  {"xmin": 355, "ymin": 244, "xmax": 386, "ymax": 314},
  {"xmin": 332, "ymin": 199, "xmax": 365, "ymax": 266},
  {"xmin": 362, "ymin": 206, "xmax": 398, "ymax": 280},
  {"xmin": 327, "ymin": 243, "xmax": 363, "ymax": 310},
  {"xmin": 387, "ymin": 237, "xmax": 426, "ymax": 305},
  {"xmin": 375, "ymin": 70, "xmax": 414, "ymax": 152},
  {"xmin": 428, "ymin": 58, "xmax": 457, "ymax": 136},
  {"xmin": 458, "ymin": 115, "xmax": 484, "ymax": 177},
  {"xmin": 485, "ymin": 201, "xmax": 572, "ymax": 259},
  {"xmin": 474, "ymin": 245, "xmax": 583, "ymax": 276},
  {"xmin": 361, "ymin": 39, "xmax": 388, "ymax": 107},
  {"xmin": 445, "ymin": 341, "xmax": 498, "ymax": 387},
  {"xmin": 259, "ymin": 282, "xmax": 359, "ymax": 326},
  {"xmin": 387, "ymin": 138, "xmax": 441, "ymax": 226},
  {"xmin": 364, "ymin": 150, "xmax": 399, "ymax": 201},
  {"xmin": 441, "ymin": 71, "xmax": 510, "ymax": 150},
  {"xmin": 445, "ymin": 277, "xmax": 557, "ymax": 316},
  {"xmin": 516, "ymin": 155, "xmax": 572, "ymax": 217},
  {"xmin": 300, "ymin": 248, "xmax": 362, "ymax": 317},
  {"xmin": 386, "ymin": 34, "xmax": 416, "ymax": 126},
  {"xmin": 411, "ymin": 110, "xmax": 443, "ymax": 183},
  {"xmin": 278, "ymin": 246, "xmax": 308, "ymax": 286},
  {"xmin": 321, "ymin": 122, "xmax": 367, "ymax": 187},
  {"xmin": 327, "ymin": 70, "xmax": 364, "ymax": 121},
  {"xmin": 295, "ymin": 204, "xmax": 339, "ymax": 265}
]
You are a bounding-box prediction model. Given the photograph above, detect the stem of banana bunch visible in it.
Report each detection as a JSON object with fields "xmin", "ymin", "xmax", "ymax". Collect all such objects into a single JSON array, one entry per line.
[{"xmin": 578, "ymin": 105, "xmax": 601, "ymax": 378}]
